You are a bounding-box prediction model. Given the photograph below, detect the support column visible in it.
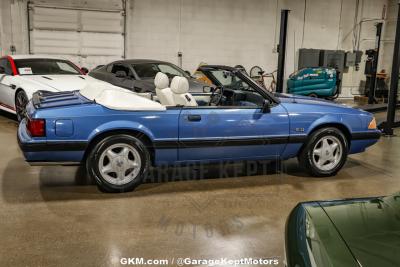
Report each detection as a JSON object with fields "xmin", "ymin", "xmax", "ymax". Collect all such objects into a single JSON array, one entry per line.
[
  {"xmin": 383, "ymin": 2, "xmax": 400, "ymax": 135},
  {"xmin": 368, "ymin": 23, "xmax": 382, "ymax": 104},
  {"xmin": 276, "ymin": 9, "xmax": 289, "ymax": 93}
]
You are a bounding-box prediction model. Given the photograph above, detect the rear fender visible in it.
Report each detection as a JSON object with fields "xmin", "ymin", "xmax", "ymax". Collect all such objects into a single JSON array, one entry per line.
[{"xmin": 88, "ymin": 120, "xmax": 155, "ymax": 142}]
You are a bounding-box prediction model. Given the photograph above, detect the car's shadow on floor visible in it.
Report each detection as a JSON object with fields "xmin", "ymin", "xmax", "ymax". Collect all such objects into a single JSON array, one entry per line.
[
  {"xmin": 0, "ymin": 110, "xmax": 17, "ymax": 122},
  {"xmin": 37, "ymin": 160, "xmax": 289, "ymax": 200},
  {"xmin": 1, "ymin": 156, "xmax": 377, "ymax": 204}
]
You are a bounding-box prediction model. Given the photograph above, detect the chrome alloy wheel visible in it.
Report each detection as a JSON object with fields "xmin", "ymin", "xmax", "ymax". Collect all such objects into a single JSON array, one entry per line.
[
  {"xmin": 98, "ymin": 143, "xmax": 142, "ymax": 185},
  {"xmin": 16, "ymin": 91, "xmax": 28, "ymax": 121},
  {"xmin": 312, "ymin": 136, "xmax": 342, "ymax": 171}
]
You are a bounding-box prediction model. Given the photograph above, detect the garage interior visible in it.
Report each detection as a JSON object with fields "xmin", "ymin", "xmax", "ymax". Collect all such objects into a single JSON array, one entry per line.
[{"xmin": 0, "ymin": 0, "xmax": 400, "ymax": 266}]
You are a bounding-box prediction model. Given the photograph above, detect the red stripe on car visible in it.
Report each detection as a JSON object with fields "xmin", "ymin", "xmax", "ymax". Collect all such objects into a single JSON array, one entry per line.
[
  {"xmin": 0, "ymin": 102, "xmax": 16, "ymax": 111},
  {"xmin": 6, "ymin": 56, "xmax": 19, "ymax": 76}
]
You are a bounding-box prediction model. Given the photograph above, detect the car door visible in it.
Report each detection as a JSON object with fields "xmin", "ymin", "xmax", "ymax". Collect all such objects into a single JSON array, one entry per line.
[
  {"xmin": 0, "ymin": 58, "xmax": 16, "ymax": 111},
  {"xmin": 178, "ymin": 68, "xmax": 290, "ymax": 161},
  {"xmin": 178, "ymin": 105, "xmax": 289, "ymax": 161}
]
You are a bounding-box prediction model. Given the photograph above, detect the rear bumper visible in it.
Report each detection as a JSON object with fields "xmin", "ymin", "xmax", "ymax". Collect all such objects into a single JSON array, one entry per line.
[{"xmin": 18, "ymin": 119, "xmax": 86, "ymax": 165}]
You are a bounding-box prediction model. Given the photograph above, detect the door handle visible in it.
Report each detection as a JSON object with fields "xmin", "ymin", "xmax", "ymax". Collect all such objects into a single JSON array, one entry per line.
[{"xmin": 187, "ymin": 115, "xmax": 201, "ymax": 121}]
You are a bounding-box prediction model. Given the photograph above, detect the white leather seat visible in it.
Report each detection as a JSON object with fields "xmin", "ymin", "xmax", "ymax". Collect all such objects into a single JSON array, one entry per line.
[
  {"xmin": 154, "ymin": 72, "xmax": 174, "ymax": 106},
  {"xmin": 170, "ymin": 76, "xmax": 198, "ymax": 107}
]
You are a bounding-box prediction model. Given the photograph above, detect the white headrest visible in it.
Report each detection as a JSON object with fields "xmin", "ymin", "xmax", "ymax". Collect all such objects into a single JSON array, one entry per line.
[
  {"xmin": 170, "ymin": 76, "xmax": 189, "ymax": 94},
  {"xmin": 154, "ymin": 72, "xmax": 169, "ymax": 89}
]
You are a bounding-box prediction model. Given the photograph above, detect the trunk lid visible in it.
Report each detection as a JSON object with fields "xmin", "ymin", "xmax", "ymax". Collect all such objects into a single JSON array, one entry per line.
[{"xmin": 31, "ymin": 90, "xmax": 92, "ymax": 110}]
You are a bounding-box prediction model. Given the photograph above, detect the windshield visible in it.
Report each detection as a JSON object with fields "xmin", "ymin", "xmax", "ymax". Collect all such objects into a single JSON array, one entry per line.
[
  {"xmin": 14, "ymin": 59, "xmax": 81, "ymax": 75},
  {"xmin": 208, "ymin": 69, "xmax": 253, "ymax": 91},
  {"xmin": 200, "ymin": 67, "xmax": 279, "ymax": 104},
  {"xmin": 132, "ymin": 63, "xmax": 188, "ymax": 79}
]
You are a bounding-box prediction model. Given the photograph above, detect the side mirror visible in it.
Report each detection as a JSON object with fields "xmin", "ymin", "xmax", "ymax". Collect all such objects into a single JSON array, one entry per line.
[
  {"xmin": 115, "ymin": 70, "xmax": 127, "ymax": 78},
  {"xmin": 203, "ymin": 85, "xmax": 213, "ymax": 93},
  {"xmin": 0, "ymin": 66, "xmax": 5, "ymax": 74},
  {"xmin": 80, "ymin": 67, "xmax": 89, "ymax": 75},
  {"xmin": 261, "ymin": 99, "xmax": 271, "ymax": 113}
]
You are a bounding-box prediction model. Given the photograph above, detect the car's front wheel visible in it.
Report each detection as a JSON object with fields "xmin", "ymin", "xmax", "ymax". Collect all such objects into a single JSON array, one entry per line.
[
  {"xmin": 298, "ymin": 127, "xmax": 348, "ymax": 177},
  {"xmin": 15, "ymin": 90, "xmax": 28, "ymax": 122},
  {"xmin": 86, "ymin": 134, "xmax": 150, "ymax": 193}
]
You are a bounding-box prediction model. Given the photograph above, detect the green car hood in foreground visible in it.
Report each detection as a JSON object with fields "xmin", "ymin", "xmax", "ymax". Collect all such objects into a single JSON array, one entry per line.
[{"xmin": 286, "ymin": 192, "xmax": 400, "ymax": 267}]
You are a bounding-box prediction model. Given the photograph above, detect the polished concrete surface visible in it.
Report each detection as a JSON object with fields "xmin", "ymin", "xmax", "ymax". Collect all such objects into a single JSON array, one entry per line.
[{"xmin": 1, "ymin": 111, "xmax": 399, "ymax": 266}]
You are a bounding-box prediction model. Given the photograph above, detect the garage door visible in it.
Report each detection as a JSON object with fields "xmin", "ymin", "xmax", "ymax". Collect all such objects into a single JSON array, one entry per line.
[{"xmin": 28, "ymin": 3, "xmax": 125, "ymax": 69}]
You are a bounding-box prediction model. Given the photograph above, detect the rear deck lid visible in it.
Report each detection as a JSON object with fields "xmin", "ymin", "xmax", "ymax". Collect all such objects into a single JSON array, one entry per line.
[{"xmin": 32, "ymin": 90, "xmax": 92, "ymax": 110}]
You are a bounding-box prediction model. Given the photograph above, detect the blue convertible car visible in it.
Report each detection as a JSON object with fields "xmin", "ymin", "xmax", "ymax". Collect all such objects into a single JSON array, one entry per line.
[{"xmin": 18, "ymin": 65, "xmax": 380, "ymax": 192}]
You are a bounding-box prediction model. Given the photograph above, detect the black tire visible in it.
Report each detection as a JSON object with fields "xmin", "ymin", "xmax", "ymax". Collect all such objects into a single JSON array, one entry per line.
[
  {"xmin": 298, "ymin": 127, "xmax": 348, "ymax": 177},
  {"xmin": 15, "ymin": 90, "xmax": 28, "ymax": 122},
  {"xmin": 86, "ymin": 134, "xmax": 150, "ymax": 193},
  {"xmin": 331, "ymin": 91, "xmax": 340, "ymax": 99},
  {"xmin": 308, "ymin": 93, "xmax": 318, "ymax": 98}
]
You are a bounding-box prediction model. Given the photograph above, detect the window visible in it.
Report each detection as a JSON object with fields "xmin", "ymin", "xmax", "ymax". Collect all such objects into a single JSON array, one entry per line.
[
  {"xmin": 106, "ymin": 64, "xmax": 113, "ymax": 72},
  {"xmin": 158, "ymin": 64, "xmax": 183, "ymax": 77},
  {"xmin": 209, "ymin": 70, "xmax": 252, "ymax": 91},
  {"xmin": 0, "ymin": 58, "xmax": 13, "ymax": 75},
  {"xmin": 14, "ymin": 59, "xmax": 81, "ymax": 75},
  {"xmin": 132, "ymin": 63, "xmax": 188, "ymax": 79},
  {"xmin": 111, "ymin": 64, "xmax": 132, "ymax": 77},
  {"xmin": 207, "ymin": 69, "xmax": 265, "ymax": 107},
  {"xmin": 56, "ymin": 62, "xmax": 78, "ymax": 73}
]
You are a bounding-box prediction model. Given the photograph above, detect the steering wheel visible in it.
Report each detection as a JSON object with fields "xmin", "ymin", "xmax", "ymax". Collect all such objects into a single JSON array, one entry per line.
[{"xmin": 208, "ymin": 86, "xmax": 224, "ymax": 106}]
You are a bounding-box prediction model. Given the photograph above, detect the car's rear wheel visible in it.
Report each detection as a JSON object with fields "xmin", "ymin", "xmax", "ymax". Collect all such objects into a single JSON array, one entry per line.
[
  {"xmin": 15, "ymin": 90, "xmax": 28, "ymax": 122},
  {"xmin": 298, "ymin": 127, "xmax": 348, "ymax": 177},
  {"xmin": 86, "ymin": 134, "xmax": 150, "ymax": 193}
]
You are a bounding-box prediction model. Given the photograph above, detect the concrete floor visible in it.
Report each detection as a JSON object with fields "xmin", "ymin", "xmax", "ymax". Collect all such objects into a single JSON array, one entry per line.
[{"xmin": 1, "ymin": 111, "xmax": 399, "ymax": 267}]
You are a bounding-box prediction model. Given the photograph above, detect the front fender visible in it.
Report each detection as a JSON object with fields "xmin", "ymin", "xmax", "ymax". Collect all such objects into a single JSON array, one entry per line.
[
  {"xmin": 306, "ymin": 114, "xmax": 355, "ymax": 135},
  {"xmin": 88, "ymin": 120, "xmax": 156, "ymax": 142}
]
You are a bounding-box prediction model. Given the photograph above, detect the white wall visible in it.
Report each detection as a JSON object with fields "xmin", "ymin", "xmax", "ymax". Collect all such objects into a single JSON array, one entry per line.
[{"xmin": 0, "ymin": 0, "xmax": 395, "ymax": 98}]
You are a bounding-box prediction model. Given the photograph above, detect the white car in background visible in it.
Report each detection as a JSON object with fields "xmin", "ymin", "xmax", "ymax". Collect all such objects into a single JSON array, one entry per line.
[{"xmin": 0, "ymin": 55, "xmax": 106, "ymax": 121}]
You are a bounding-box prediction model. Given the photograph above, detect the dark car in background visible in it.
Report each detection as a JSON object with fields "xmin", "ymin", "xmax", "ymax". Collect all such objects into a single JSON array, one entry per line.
[
  {"xmin": 285, "ymin": 192, "xmax": 400, "ymax": 267},
  {"xmin": 89, "ymin": 59, "xmax": 207, "ymax": 93}
]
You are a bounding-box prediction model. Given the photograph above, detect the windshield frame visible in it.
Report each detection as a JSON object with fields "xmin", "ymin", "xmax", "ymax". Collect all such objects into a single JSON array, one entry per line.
[
  {"xmin": 198, "ymin": 65, "xmax": 280, "ymax": 104},
  {"xmin": 14, "ymin": 58, "xmax": 82, "ymax": 76}
]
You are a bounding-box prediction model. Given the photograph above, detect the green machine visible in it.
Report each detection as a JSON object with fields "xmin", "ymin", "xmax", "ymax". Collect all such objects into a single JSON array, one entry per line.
[{"xmin": 287, "ymin": 67, "xmax": 340, "ymax": 99}]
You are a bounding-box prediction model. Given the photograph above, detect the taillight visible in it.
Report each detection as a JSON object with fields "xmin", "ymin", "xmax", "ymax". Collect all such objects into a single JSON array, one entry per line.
[{"xmin": 27, "ymin": 119, "xmax": 46, "ymax": 137}]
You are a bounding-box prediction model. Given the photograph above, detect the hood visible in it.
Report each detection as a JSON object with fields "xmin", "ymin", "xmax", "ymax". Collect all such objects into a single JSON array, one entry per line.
[
  {"xmin": 276, "ymin": 92, "xmax": 341, "ymax": 105},
  {"xmin": 275, "ymin": 92, "xmax": 333, "ymax": 101},
  {"xmin": 19, "ymin": 75, "xmax": 94, "ymax": 92},
  {"xmin": 319, "ymin": 193, "xmax": 400, "ymax": 267},
  {"xmin": 276, "ymin": 92, "xmax": 360, "ymax": 110}
]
